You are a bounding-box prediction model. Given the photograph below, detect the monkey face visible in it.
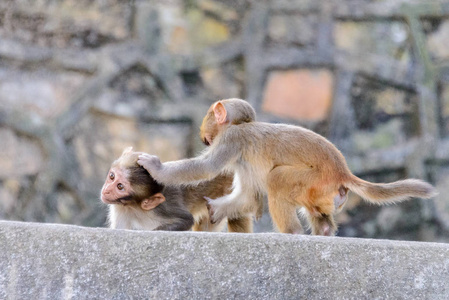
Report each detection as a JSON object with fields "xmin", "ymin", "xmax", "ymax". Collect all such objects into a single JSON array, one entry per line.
[{"xmin": 101, "ymin": 166, "xmax": 133, "ymax": 204}]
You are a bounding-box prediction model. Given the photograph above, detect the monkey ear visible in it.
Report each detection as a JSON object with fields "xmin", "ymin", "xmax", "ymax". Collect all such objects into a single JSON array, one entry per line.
[
  {"xmin": 140, "ymin": 193, "xmax": 166, "ymax": 211},
  {"xmin": 122, "ymin": 146, "xmax": 134, "ymax": 156},
  {"xmin": 213, "ymin": 102, "xmax": 228, "ymax": 125}
]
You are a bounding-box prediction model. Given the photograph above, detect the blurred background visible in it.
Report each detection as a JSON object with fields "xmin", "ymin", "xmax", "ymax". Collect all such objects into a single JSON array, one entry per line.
[{"xmin": 0, "ymin": 0, "xmax": 448, "ymax": 242}]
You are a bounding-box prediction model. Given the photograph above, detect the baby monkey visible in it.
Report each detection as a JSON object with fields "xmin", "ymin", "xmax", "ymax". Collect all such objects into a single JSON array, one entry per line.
[
  {"xmin": 101, "ymin": 147, "xmax": 252, "ymax": 232},
  {"xmin": 138, "ymin": 98, "xmax": 438, "ymax": 236}
]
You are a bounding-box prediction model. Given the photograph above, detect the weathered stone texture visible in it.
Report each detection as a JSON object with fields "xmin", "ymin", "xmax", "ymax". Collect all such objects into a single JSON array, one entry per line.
[
  {"xmin": 0, "ymin": 0, "xmax": 449, "ymax": 242},
  {"xmin": 441, "ymin": 83, "xmax": 449, "ymax": 137},
  {"xmin": 0, "ymin": 0, "xmax": 133, "ymax": 48},
  {"xmin": 0, "ymin": 68, "xmax": 87, "ymax": 120},
  {"xmin": 0, "ymin": 221, "xmax": 449, "ymax": 299},
  {"xmin": 262, "ymin": 69, "xmax": 334, "ymax": 121},
  {"xmin": 334, "ymin": 21, "xmax": 411, "ymax": 62},
  {"xmin": 350, "ymin": 76, "xmax": 419, "ymax": 152},
  {"xmin": 427, "ymin": 20, "xmax": 449, "ymax": 62},
  {"xmin": 268, "ymin": 14, "xmax": 317, "ymax": 46},
  {"xmin": 0, "ymin": 128, "xmax": 44, "ymax": 178}
]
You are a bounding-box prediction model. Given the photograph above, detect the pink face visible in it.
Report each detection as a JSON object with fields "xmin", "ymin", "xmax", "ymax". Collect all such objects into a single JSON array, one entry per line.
[{"xmin": 100, "ymin": 166, "xmax": 132, "ymax": 204}]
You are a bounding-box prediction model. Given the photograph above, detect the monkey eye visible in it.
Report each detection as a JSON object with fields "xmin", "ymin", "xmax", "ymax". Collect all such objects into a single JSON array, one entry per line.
[
  {"xmin": 109, "ymin": 172, "xmax": 115, "ymax": 180},
  {"xmin": 117, "ymin": 183, "xmax": 124, "ymax": 190}
]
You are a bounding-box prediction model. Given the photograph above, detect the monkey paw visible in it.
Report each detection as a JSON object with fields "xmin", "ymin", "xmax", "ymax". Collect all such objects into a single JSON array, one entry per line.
[
  {"xmin": 204, "ymin": 196, "xmax": 225, "ymax": 224},
  {"xmin": 137, "ymin": 154, "xmax": 162, "ymax": 174}
]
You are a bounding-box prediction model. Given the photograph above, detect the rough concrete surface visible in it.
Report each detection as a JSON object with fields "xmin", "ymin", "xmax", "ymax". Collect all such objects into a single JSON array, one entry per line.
[{"xmin": 0, "ymin": 221, "xmax": 448, "ymax": 299}]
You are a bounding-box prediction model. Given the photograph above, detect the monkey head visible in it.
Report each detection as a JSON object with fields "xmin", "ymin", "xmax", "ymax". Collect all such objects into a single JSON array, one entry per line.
[
  {"xmin": 200, "ymin": 98, "xmax": 255, "ymax": 146},
  {"xmin": 101, "ymin": 147, "xmax": 166, "ymax": 211}
]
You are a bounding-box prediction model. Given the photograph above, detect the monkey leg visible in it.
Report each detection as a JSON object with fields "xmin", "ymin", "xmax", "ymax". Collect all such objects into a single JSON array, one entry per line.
[
  {"xmin": 205, "ymin": 192, "xmax": 256, "ymax": 224},
  {"xmin": 267, "ymin": 195, "xmax": 303, "ymax": 234},
  {"xmin": 267, "ymin": 165, "xmax": 338, "ymax": 234},
  {"xmin": 205, "ymin": 170, "xmax": 262, "ymax": 223},
  {"xmin": 266, "ymin": 166, "xmax": 309, "ymax": 234},
  {"xmin": 192, "ymin": 216, "xmax": 227, "ymax": 232},
  {"xmin": 305, "ymin": 212, "xmax": 337, "ymax": 236},
  {"xmin": 302, "ymin": 192, "xmax": 338, "ymax": 236},
  {"xmin": 269, "ymin": 165, "xmax": 339, "ymax": 215},
  {"xmin": 227, "ymin": 216, "xmax": 253, "ymax": 233}
]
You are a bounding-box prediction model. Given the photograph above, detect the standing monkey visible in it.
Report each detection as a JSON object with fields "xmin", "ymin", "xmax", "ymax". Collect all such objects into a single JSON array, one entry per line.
[
  {"xmin": 101, "ymin": 147, "xmax": 252, "ymax": 232},
  {"xmin": 137, "ymin": 98, "xmax": 437, "ymax": 236}
]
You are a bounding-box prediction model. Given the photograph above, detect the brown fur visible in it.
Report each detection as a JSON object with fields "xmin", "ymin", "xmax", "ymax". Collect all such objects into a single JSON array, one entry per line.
[{"xmin": 137, "ymin": 99, "xmax": 437, "ymax": 236}]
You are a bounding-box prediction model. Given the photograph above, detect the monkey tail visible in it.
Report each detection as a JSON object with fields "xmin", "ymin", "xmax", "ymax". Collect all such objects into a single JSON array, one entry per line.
[{"xmin": 344, "ymin": 175, "xmax": 438, "ymax": 204}]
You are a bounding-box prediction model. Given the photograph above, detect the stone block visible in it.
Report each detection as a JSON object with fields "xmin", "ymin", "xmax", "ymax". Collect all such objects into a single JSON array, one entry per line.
[
  {"xmin": 352, "ymin": 119, "xmax": 405, "ymax": 152},
  {"xmin": 427, "ymin": 20, "xmax": 449, "ymax": 62},
  {"xmin": 433, "ymin": 166, "xmax": 449, "ymax": 231},
  {"xmin": 109, "ymin": 64, "xmax": 167, "ymax": 100},
  {"xmin": 185, "ymin": 9, "xmax": 230, "ymax": 52},
  {"xmin": 0, "ymin": 127, "xmax": 44, "ymax": 178},
  {"xmin": 157, "ymin": 3, "xmax": 230, "ymax": 55},
  {"xmin": 0, "ymin": 68, "xmax": 87, "ymax": 120},
  {"xmin": 0, "ymin": 0, "xmax": 133, "ymax": 48},
  {"xmin": 262, "ymin": 69, "xmax": 334, "ymax": 121},
  {"xmin": 0, "ymin": 180, "xmax": 20, "ymax": 217},
  {"xmin": 0, "ymin": 221, "xmax": 449, "ymax": 299},
  {"xmin": 196, "ymin": 0, "xmax": 240, "ymax": 23},
  {"xmin": 334, "ymin": 21, "xmax": 410, "ymax": 62},
  {"xmin": 153, "ymin": 2, "xmax": 191, "ymax": 56},
  {"xmin": 201, "ymin": 58, "xmax": 245, "ymax": 100},
  {"xmin": 267, "ymin": 14, "xmax": 317, "ymax": 46},
  {"xmin": 441, "ymin": 83, "xmax": 449, "ymax": 137},
  {"xmin": 350, "ymin": 76, "xmax": 419, "ymax": 151}
]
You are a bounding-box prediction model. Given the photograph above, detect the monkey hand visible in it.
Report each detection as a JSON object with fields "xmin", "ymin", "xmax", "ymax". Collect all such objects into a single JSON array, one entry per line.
[
  {"xmin": 204, "ymin": 196, "xmax": 226, "ymax": 224},
  {"xmin": 137, "ymin": 154, "xmax": 163, "ymax": 175}
]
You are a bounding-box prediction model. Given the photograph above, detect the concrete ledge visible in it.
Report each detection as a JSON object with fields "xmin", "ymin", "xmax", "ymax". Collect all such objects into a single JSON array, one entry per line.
[{"xmin": 0, "ymin": 221, "xmax": 448, "ymax": 299}]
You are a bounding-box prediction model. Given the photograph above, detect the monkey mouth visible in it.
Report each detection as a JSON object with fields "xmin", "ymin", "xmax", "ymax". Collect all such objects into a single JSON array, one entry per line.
[
  {"xmin": 100, "ymin": 195, "xmax": 122, "ymax": 205},
  {"xmin": 100, "ymin": 195, "xmax": 116, "ymax": 204},
  {"xmin": 102, "ymin": 195, "xmax": 135, "ymax": 205}
]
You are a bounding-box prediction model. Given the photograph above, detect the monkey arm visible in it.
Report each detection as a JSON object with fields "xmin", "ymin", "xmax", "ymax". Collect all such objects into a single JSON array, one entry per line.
[
  {"xmin": 138, "ymin": 137, "xmax": 241, "ymax": 185},
  {"xmin": 160, "ymin": 157, "xmax": 224, "ymax": 184}
]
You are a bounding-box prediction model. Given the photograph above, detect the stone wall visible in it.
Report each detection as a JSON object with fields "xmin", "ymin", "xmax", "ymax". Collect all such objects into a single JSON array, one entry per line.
[
  {"xmin": 1, "ymin": 221, "xmax": 448, "ymax": 299},
  {"xmin": 0, "ymin": 0, "xmax": 449, "ymax": 241}
]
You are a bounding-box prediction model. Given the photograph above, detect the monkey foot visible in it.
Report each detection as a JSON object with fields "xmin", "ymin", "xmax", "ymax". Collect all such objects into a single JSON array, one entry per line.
[
  {"xmin": 204, "ymin": 196, "xmax": 225, "ymax": 224},
  {"xmin": 321, "ymin": 224, "xmax": 331, "ymax": 236}
]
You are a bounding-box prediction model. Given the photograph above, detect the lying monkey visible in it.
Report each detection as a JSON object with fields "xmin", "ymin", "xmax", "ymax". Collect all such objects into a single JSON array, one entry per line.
[
  {"xmin": 137, "ymin": 98, "xmax": 437, "ymax": 236},
  {"xmin": 100, "ymin": 147, "xmax": 253, "ymax": 232}
]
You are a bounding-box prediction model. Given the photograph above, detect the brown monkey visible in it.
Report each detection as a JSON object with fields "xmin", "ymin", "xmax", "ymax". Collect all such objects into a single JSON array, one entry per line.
[
  {"xmin": 101, "ymin": 147, "xmax": 252, "ymax": 232},
  {"xmin": 137, "ymin": 98, "xmax": 437, "ymax": 236}
]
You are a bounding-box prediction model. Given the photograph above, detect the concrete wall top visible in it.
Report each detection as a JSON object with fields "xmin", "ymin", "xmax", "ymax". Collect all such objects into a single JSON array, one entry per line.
[{"xmin": 0, "ymin": 220, "xmax": 448, "ymax": 299}]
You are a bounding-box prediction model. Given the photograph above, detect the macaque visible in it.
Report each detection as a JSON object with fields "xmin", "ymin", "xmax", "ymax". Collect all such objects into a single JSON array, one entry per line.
[
  {"xmin": 137, "ymin": 98, "xmax": 438, "ymax": 236},
  {"xmin": 101, "ymin": 147, "xmax": 252, "ymax": 232}
]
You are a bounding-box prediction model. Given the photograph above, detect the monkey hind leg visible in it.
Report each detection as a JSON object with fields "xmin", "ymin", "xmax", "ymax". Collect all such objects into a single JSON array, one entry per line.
[
  {"xmin": 304, "ymin": 211, "xmax": 337, "ymax": 236},
  {"xmin": 227, "ymin": 216, "xmax": 253, "ymax": 233},
  {"xmin": 266, "ymin": 166, "xmax": 307, "ymax": 234},
  {"xmin": 193, "ymin": 217, "xmax": 227, "ymax": 232},
  {"xmin": 301, "ymin": 192, "xmax": 338, "ymax": 236},
  {"xmin": 205, "ymin": 192, "xmax": 256, "ymax": 224},
  {"xmin": 268, "ymin": 196, "xmax": 303, "ymax": 234}
]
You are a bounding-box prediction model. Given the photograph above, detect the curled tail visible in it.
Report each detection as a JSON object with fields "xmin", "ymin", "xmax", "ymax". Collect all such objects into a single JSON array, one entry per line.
[{"xmin": 344, "ymin": 175, "xmax": 438, "ymax": 204}]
